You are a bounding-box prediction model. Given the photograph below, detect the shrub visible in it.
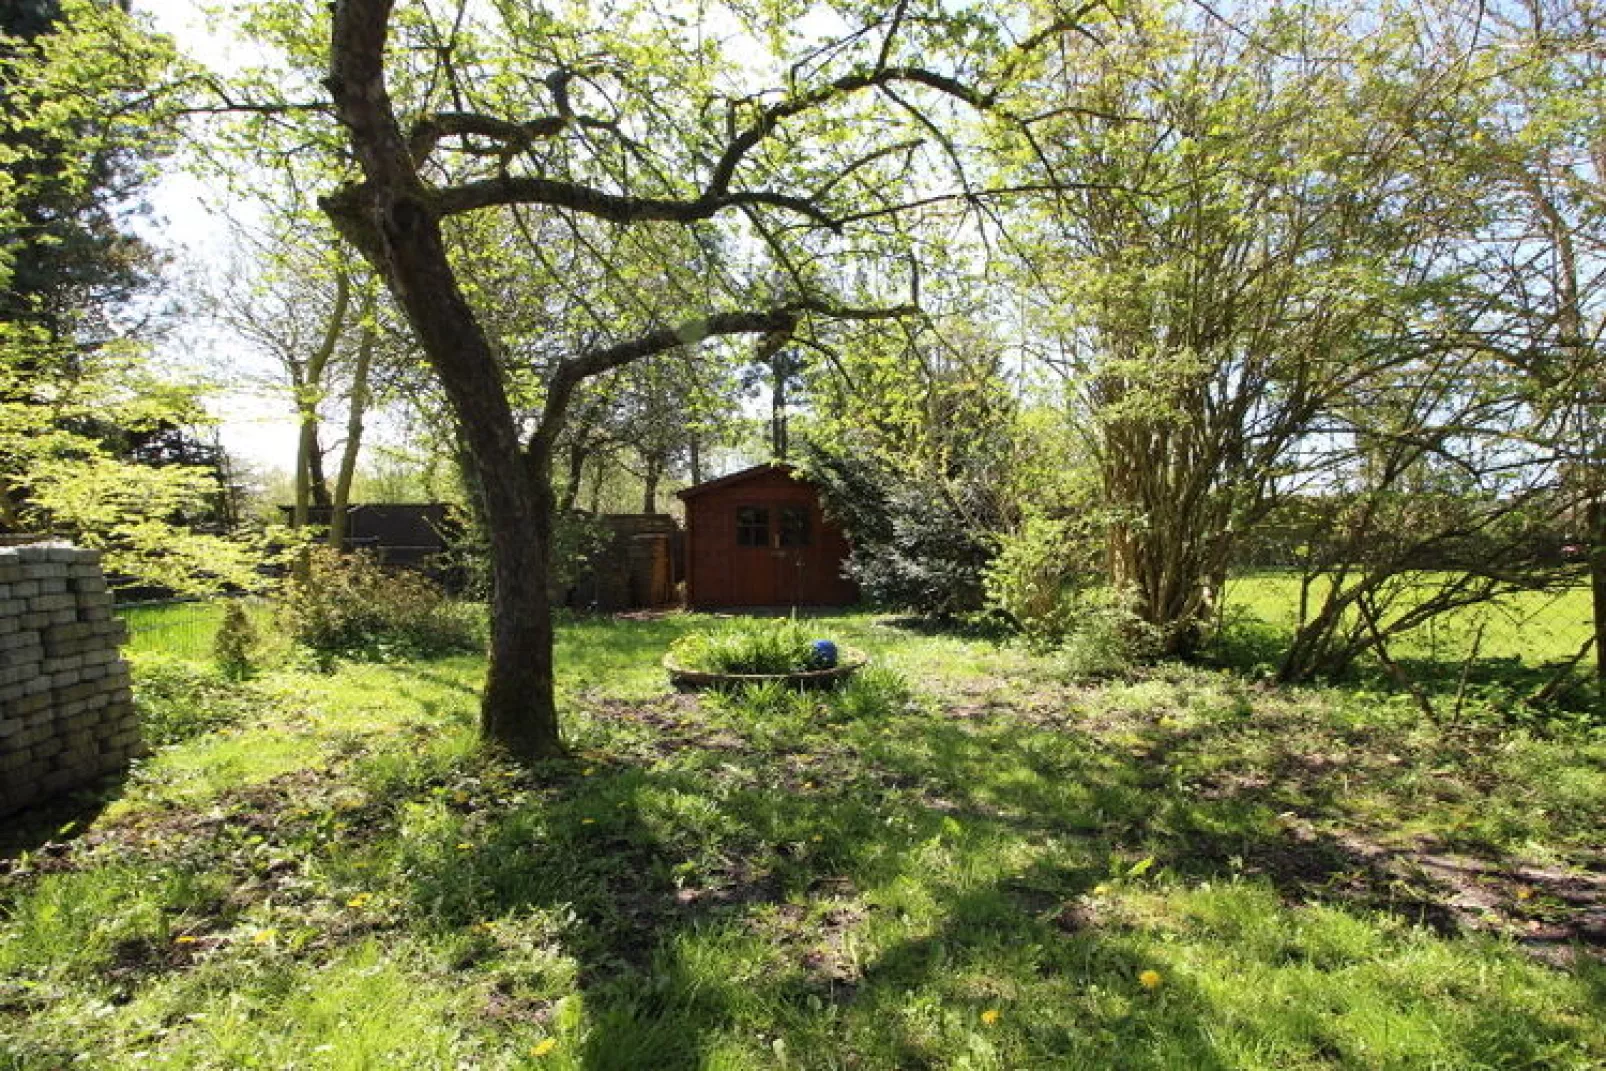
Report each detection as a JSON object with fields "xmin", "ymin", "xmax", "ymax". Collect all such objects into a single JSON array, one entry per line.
[
  {"xmin": 212, "ymin": 599, "xmax": 257, "ymax": 679},
  {"xmin": 131, "ymin": 655, "xmax": 260, "ymax": 746},
  {"xmin": 1058, "ymin": 588, "xmax": 1161, "ymax": 679},
  {"xmin": 800, "ymin": 442, "xmax": 999, "ymax": 617},
  {"xmin": 833, "ymin": 665, "xmax": 915, "ymax": 720},
  {"xmin": 667, "ymin": 618, "xmax": 834, "ymax": 675},
  {"xmin": 983, "ymin": 515, "xmax": 1099, "ymax": 644},
  {"xmin": 278, "ymin": 547, "xmax": 483, "ymax": 660}
]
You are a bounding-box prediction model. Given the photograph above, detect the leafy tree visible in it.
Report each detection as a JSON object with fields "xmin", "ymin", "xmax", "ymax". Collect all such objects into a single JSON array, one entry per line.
[
  {"xmin": 1013, "ymin": 0, "xmax": 1497, "ymax": 656},
  {"xmin": 0, "ymin": 0, "xmax": 259, "ymax": 592},
  {"xmin": 267, "ymin": 0, "xmax": 1049, "ymax": 757},
  {"xmin": 1456, "ymin": 0, "xmax": 1606, "ymax": 684}
]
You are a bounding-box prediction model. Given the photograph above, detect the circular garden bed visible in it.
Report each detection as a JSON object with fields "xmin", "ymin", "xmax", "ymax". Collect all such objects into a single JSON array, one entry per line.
[{"xmin": 663, "ymin": 647, "xmax": 869, "ymax": 690}]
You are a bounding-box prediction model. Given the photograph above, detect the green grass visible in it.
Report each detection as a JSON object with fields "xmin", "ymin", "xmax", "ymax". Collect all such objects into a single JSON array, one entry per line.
[
  {"xmin": 3, "ymin": 611, "xmax": 1604, "ymax": 1069},
  {"xmin": 117, "ymin": 600, "xmax": 231, "ymax": 661},
  {"xmin": 1222, "ymin": 571, "xmax": 1592, "ymax": 666}
]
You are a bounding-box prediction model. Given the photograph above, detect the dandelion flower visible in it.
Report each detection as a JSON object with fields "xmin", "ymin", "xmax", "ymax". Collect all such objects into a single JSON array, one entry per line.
[
  {"xmin": 252, "ymin": 929, "xmax": 279, "ymax": 946},
  {"xmin": 1139, "ymin": 969, "xmax": 1163, "ymax": 990},
  {"xmin": 346, "ymin": 893, "xmax": 373, "ymax": 909},
  {"xmin": 531, "ymin": 1038, "xmax": 558, "ymax": 1057},
  {"xmin": 980, "ymin": 1008, "xmax": 1001, "ymax": 1026}
]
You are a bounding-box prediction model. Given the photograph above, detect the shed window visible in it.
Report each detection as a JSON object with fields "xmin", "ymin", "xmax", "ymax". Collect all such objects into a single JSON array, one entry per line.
[
  {"xmin": 736, "ymin": 506, "xmax": 770, "ymax": 546},
  {"xmin": 779, "ymin": 505, "xmax": 811, "ymax": 547}
]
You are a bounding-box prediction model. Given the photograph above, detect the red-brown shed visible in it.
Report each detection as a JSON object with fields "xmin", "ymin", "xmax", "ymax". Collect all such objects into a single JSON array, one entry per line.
[{"xmin": 677, "ymin": 463, "xmax": 858, "ymax": 609}]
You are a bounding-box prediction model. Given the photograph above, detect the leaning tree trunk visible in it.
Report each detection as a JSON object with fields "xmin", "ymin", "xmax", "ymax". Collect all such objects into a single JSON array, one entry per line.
[
  {"xmin": 321, "ymin": 206, "xmax": 563, "ymax": 760},
  {"xmin": 323, "ymin": 0, "xmax": 567, "ymax": 759},
  {"xmin": 1590, "ymin": 494, "xmax": 1606, "ymax": 684},
  {"xmin": 328, "ymin": 306, "xmax": 375, "ymax": 549},
  {"xmin": 479, "ymin": 454, "xmax": 562, "ymax": 757}
]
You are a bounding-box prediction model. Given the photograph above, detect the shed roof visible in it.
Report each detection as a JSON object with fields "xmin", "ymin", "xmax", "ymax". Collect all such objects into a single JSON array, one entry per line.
[{"xmin": 675, "ymin": 462, "xmax": 801, "ymax": 500}]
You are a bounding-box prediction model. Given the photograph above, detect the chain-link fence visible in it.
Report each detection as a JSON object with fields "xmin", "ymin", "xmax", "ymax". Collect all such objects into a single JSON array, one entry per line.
[{"xmin": 115, "ymin": 599, "xmax": 230, "ymax": 661}]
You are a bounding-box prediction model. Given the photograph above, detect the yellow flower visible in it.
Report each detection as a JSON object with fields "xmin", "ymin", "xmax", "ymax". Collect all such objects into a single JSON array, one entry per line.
[
  {"xmin": 1092, "ymin": 883, "xmax": 1110, "ymax": 896},
  {"xmin": 1139, "ymin": 969, "xmax": 1163, "ymax": 990},
  {"xmin": 1515, "ymin": 886, "xmax": 1534, "ymax": 901},
  {"xmin": 252, "ymin": 929, "xmax": 279, "ymax": 946},
  {"xmin": 531, "ymin": 1038, "xmax": 558, "ymax": 1057},
  {"xmin": 456, "ymin": 842, "xmax": 473, "ymax": 851},
  {"xmin": 346, "ymin": 893, "xmax": 373, "ymax": 909},
  {"xmin": 980, "ymin": 1008, "xmax": 1001, "ymax": 1026},
  {"xmin": 174, "ymin": 935, "xmax": 199, "ymax": 945}
]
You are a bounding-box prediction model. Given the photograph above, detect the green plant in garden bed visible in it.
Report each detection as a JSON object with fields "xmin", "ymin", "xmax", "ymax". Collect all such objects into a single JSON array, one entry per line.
[{"xmin": 666, "ymin": 617, "xmax": 840, "ymax": 675}]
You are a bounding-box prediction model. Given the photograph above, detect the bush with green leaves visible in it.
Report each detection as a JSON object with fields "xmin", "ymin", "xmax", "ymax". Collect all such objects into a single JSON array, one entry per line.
[
  {"xmin": 668, "ymin": 618, "xmax": 838, "ymax": 675},
  {"xmin": 1057, "ymin": 587, "xmax": 1162, "ymax": 679},
  {"xmin": 984, "ymin": 514, "xmax": 1106, "ymax": 645},
  {"xmin": 278, "ymin": 547, "xmax": 483, "ymax": 660},
  {"xmin": 212, "ymin": 599, "xmax": 257, "ymax": 679},
  {"xmin": 800, "ymin": 442, "xmax": 999, "ymax": 618},
  {"xmin": 131, "ymin": 655, "xmax": 260, "ymax": 746}
]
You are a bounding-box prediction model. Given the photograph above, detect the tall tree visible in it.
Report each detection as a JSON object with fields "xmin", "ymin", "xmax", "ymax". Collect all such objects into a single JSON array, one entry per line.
[
  {"xmin": 1463, "ymin": 0, "xmax": 1606, "ymax": 681},
  {"xmin": 1013, "ymin": 0, "xmax": 1489, "ymax": 655},
  {"xmin": 300, "ymin": 0, "xmax": 1051, "ymax": 756}
]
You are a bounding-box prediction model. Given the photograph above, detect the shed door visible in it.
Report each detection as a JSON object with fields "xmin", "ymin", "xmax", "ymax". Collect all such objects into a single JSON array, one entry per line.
[{"xmin": 733, "ymin": 504, "xmax": 784, "ymax": 605}]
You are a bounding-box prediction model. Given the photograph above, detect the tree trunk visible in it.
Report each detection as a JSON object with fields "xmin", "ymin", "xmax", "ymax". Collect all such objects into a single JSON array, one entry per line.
[
  {"xmin": 558, "ymin": 443, "xmax": 585, "ymax": 513},
  {"xmin": 772, "ymin": 365, "xmax": 788, "ymax": 460},
  {"xmin": 689, "ymin": 433, "xmax": 703, "ymax": 485},
  {"xmin": 308, "ymin": 428, "xmax": 333, "ymax": 509},
  {"xmin": 322, "ymin": 193, "xmax": 563, "ymax": 761},
  {"xmin": 480, "ymin": 453, "xmax": 563, "ymax": 757},
  {"xmin": 329, "ymin": 307, "xmax": 376, "ymax": 549},
  {"xmin": 1591, "ymin": 494, "xmax": 1606, "ymax": 684},
  {"xmin": 642, "ymin": 459, "xmax": 660, "ymax": 514},
  {"xmin": 290, "ymin": 268, "xmax": 350, "ymax": 529},
  {"xmin": 292, "ymin": 412, "xmax": 317, "ymax": 530}
]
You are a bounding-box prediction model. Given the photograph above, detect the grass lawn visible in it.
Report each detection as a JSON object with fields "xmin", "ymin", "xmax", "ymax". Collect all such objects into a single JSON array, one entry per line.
[
  {"xmin": 3, "ymin": 609, "xmax": 1605, "ymax": 1069},
  {"xmin": 1222, "ymin": 572, "xmax": 1593, "ymax": 666}
]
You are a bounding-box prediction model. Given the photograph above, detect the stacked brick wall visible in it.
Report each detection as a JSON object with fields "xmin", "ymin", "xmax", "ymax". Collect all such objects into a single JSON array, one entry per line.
[{"xmin": 0, "ymin": 544, "xmax": 142, "ymax": 815}]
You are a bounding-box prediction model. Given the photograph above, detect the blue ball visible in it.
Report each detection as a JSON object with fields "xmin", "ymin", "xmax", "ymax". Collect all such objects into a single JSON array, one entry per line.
[{"xmin": 809, "ymin": 639, "xmax": 839, "ymax": 669}]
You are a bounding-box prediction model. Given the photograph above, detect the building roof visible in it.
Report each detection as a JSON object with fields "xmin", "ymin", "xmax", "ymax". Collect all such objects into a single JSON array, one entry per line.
[{"xmin": 675, "ymin": 462, "xmax": 802, "ymax": 500}]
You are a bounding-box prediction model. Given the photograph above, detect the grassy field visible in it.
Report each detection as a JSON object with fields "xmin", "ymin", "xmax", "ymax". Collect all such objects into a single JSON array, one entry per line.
[
  {"xmin": 1222, "ymin": 572, "xmax": 1593, "ymax": 666},
  {"xmin": 3, "ymin": 609, "xmax": 1604, "ymax": 1068}
]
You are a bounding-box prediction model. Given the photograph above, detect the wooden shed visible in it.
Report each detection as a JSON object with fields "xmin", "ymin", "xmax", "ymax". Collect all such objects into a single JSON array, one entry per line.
[{"xmin": 678, "ymin": 463, "xmax": 857, "ymax": 609}]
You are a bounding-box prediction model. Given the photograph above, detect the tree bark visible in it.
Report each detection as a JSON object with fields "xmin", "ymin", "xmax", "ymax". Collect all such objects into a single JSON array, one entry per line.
[
  {"xmin": 290, "ymin": 268, "xmax": 350, "ymax": 529},
  {"xmin": 329, "ymin": 298, "xmax": 376, "ymax": 548},
  {"xmin": 323, "ymin": 0, "xmax": 563, "ymax": 758},
  {"xmin": 1591, "ymin": 495, "xmax": 1606, "ymax": 683},
  {"xmin": 642, "ymin": 459, "xmax": 660, "ymax": 514}
]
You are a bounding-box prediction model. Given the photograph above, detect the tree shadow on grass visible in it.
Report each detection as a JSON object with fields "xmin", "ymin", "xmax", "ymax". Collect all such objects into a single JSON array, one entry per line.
[
  {"xmin": 389, "ymin": 685, "xmax": 1605, "ymax": 1069},
  {"xmin": 391, "ymin": 715, "xmax": 1225, "ymax": 1068}
]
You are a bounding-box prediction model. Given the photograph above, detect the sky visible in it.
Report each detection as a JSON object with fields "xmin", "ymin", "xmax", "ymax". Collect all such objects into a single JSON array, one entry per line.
[{"xmin": 135, "ymin": 0, "xmax": 300, "ymax": 476}]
